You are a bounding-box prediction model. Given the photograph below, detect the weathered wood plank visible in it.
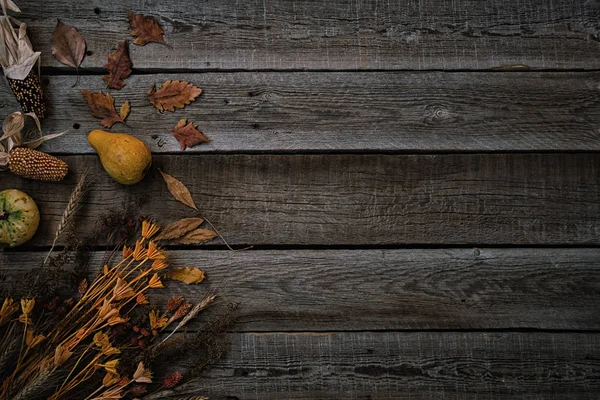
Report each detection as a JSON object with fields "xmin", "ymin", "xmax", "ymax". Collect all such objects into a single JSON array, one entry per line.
[
  {"xmin": 0, "ymin": 154, "xmax": 598, "ymax": 247},
  {"xmin": 2, "ymin": 249, "xmax": 600, "ymax": 331},
  {"xmin": 3, "ymin": 72, "xmax": 600, "ymax": 153},
  {"xmin": 162, "ymin": 332, "xmax": 600, "ymax": 399},
  {"xmin": 15, "ymin": 0, "xmax": 600, "ymax": 70}
]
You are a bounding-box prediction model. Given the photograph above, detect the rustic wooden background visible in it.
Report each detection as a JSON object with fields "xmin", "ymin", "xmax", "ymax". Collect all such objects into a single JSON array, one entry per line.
[{"xmin": 1, "ymin": 0, "xmax": 600, "ymax": 398}]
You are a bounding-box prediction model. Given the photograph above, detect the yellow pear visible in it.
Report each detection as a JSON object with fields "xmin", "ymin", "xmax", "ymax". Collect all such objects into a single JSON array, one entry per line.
[{"xmin": 88, "ymin": 130, "xmax": 152, "ymax": 185}]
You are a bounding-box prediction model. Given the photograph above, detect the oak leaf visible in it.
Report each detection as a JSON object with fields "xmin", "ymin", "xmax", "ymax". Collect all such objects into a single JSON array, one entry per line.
[
  {"xmin": 159, "ymin": 169, "xmax": 198, "ymax": 210},
  {"xmin": 127, "ymin": 10, "xmax": 168, "ymax": 46},
  {"xmin": 174, "ymin": 229, "xmax": 217, "ymax": 245},
  {"xmin": 166, "ymin": 267, "xmax": 206, "ymax": 285},
  {"xmin": 170, "ymin": 119, "xmax": 210, "ymax": 150},
  {"xmin": 147, "ymin": 80, "xmax": 202, "ymax": 112},
  {"xmin": 119, "ymin": 101, "xmax": 131, "ymax": 120},
  {"xmin": 51, "ymin": 20, "xmax": 86, "ymax": 69},
  {"xmin": 81, "ymin": 90, "xmax": 125, "ymax": 128},
  {"xmin": 155, "ymin": 218, "xmax": 204, "ymax": 241},
  {"xmin": 103, "ymin": 40, "xmax": 132, "ymax": 89}
]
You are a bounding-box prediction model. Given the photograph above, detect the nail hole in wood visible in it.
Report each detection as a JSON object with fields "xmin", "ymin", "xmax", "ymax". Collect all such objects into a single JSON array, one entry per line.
[{"xmin": 72, "ymin": 123, "xmax": 81, "ymax": 129}]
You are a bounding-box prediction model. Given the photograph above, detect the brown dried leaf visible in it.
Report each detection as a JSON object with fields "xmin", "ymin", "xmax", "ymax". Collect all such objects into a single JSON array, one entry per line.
[
  {"xmin": 103, "ymin": 40, "xmax": 132, "ymax": 90},
  {"xmin": 119, "ymin": 101, "xmax": 130, "ymax": 120},
  {"xmin": 155, "ymin": 217, "xmax": 204, "ymax": 241},
  {"xmin": 159, "ymin": 169, "xmax": 198, "ymax": 210},
  {"xmin": 81, "ymin": 90, "xmax": 125, "ymax": 128},
  {"xmin": 127, "ymin": 10, "xmax": 168, "ymax": 47},
  {"xmin": 166, "ymin": 267, "xmax": 206, "ymax": 285},
  {"xmin": 174, "ymin": 228, "xmax": 217, "ymax": 245},
  {"xmin": 147, "ymin": 80, "xmax": 202, "ymax": 112},
  {"xmin": 51, "ymin": 20, "xmax": 86, "ymax": 69},
  {"xmin": 170, "ymin": 119, "xmax": 210, "ymax": 150}
]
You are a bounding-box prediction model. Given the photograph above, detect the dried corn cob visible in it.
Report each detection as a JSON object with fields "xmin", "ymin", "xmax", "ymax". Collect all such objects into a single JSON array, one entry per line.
[
  {"xmin": 7, "ymin": 70, "xmax": 46, "ymax": 119},
  {"xmin": 8, "ymin": 147, "xmax": 68, "ymax": 181}
]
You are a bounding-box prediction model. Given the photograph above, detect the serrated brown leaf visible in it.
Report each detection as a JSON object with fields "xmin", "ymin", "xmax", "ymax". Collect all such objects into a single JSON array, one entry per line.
[
  {"xmin": 119, "ymin": 100, "xmax": 131, "ymax": 120},
  {"xmin": 174, "ymin": 229, "xmax": 217, "ymax": 245},
  {"xmin": 126, "ymin": 10, "xmax": 168, "ymax": 47},
  {"xmin": 159, "ymin": 170, "xmax": 198, "ymax": 210},
  {"xmin": 166, "ymin": 267, "xmax": 206, "ymax": 285},
  {"xmin": 81, "ymin": 90, "xmax": 125, "ymax": 128},
  {"xmin": 155, "ymin": 217, "xmax": 204, "ymax": 241},
  {"xmin": 51, "ymin": 20, "xmax": 86, "ymax": 69},
  {"xmin": 147, "ymin": 80, "xmax": 202, "ymax": 112},
  {"xmin": 103, "ymin": 40, "xmax": 132, "ymax": 89},
  {"xmin": 170, "ymin": 119, "xmax": 210, "ymax": 150}
]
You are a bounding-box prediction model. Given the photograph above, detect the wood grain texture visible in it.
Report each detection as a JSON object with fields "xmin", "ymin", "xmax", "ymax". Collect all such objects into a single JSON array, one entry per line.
[
  {"xmin": 3, "ymin": 72, "xmax": 600, "ymax": 153},
  {"xmin": 2, "ymin": 248, "xmax": 600, "ymax": 331},
  {"xmin": 0, "ymin": 153, "xmax": 598, "ymax": 247},
  {"xmin": 157, "ymin": 332, "xmax": 600, "ymax": 399},
  {"xmin": 15, "ymin": 0, "xmax": 600, "ymax": 70}
]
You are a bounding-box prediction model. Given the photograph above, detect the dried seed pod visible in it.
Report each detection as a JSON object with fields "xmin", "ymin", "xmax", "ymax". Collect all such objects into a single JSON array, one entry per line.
[
  {"xmin": 7, "ymin": 70, "xmax": 46, "ymax": 119},
  {"xmin": 8, "ymin": 147, "xmax": 68, "ymax": 181}
]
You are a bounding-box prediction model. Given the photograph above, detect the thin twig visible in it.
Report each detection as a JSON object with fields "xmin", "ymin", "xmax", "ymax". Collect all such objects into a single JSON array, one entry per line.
[{"xmin": 199, "ymin": 215, "xmax": 253, "ymax": 252}]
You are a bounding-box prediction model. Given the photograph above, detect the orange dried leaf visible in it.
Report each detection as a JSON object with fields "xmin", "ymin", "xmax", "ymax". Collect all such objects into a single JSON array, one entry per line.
[
  {"xmin": 51, "ymin": 20, "xmax": 86, "ymax": 69},
  {"xmin": 155, "ymin": 217, "xmax": 204, "ymax": 241},
  {"xmin": 119, "ymin": 101, "xmax": 130, "ymax": 120},
  {"xmin": 127, "ymin": 10, "xmax": 167, "ymax": 46},
  {"xmin": 170, "ymin": 119, "xmax": 210, "ymax": 150},
  {"xmin": 81, "ymin": 90, "xmax": 125, "ymax": 128},
  {"xmin": 147, "ymin": 80, "xmax": 202, "ymax": 112},
  {"xmin": 166, "ymin": 267, "xmax": 206, "ymax": 285},
  {"xmin": 174, "ymin": 228, "xmax": 217, "ymax": 245},
  {"xmin": 103, "ymin": 40, "xmax": 132, "ymax": 90},
  {"xmin": 159, "ymin": 170, "xmax": 197, "ymax": 210}
]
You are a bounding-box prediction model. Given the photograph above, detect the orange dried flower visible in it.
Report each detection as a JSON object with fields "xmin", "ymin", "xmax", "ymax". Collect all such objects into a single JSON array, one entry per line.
[
  {"xmin": 21, "ymin": 298, "xmax": 35, "ymax": 315},
  {"xmin": 107, "ymin": 315, "xmax": 128, "ymax": 326},
  {"xmin": 113, "ymin": 278, "xmax": 136, "ymax": 300},
  {"xmin": 151, "ymin": 259, "xmax": 169, "ymax": 271},
  {"xmin": 133, "ymin": 239, "xmax": 148, "ymax": 261},
  {"xmin": 0, "ymin": 298, "xmax": 19, "ymax": 326},
  {"xmin": 142, "ymin": 219, "xmax": 160, "ymax": 239},
  {"xmin": 18, "ymin": 313, "xmax": 32, "ymax": 325},
  {"xmin": 25, "ymin": 330, "xmax": 46, "ymax": 348},
  {"xmin": 148, "ymin": 309, "xmax": 168, "ymax": 329},
  {"xmin": 122, "ymin": 245, "xmax": 134, "ymax": 259},
  {"xmin": 93, "ymin": 331, "xmax": 110, "ymax": 348},
  {"xmin": 146, "ymin": 241, "xmax": 166, "ymax": 260},
  {"xmin": 54, "ymin": 344, "xmax": 73, "ymax": 367},
  {"xmin": 102, "ymin": 345, "xmax": 121, "ymax": 356},
  {"xmin": 103, "ymin": 371, "xmax": 120, "ymax": 387},
  {"xmin": 148, "ymin": 273, "xmax": 164, "ymax": 289},
  {"xmin": 136, "ymin": 293, "xmax": 149, "ymax": 304},
  {"xmin": 103, "ymin": 359, "xmax": 120, "ymax": 374},
  {"xmin": 133, "ymin": 361, "xmax": 153, "ymax": 383}
]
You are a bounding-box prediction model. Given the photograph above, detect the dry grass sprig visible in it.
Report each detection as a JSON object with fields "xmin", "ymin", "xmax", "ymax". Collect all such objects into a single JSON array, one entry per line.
[{"xmin": 44, "ymin": 172, "xmax": 89, "ymax": 266}]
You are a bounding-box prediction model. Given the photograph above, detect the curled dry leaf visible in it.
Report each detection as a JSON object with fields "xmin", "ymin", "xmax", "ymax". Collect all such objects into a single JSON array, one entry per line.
[
  {"xmin": 170, "ymin": 119, "xmax": 210, "ymax": 150},
  {"xmin": 51, "ymin": 20, "xmax": 86, "ymax": 69},
  {"xmin": 119, "ymin": 101, "xmax": 131, "ymax": 121},
  {"xmin": 147, "ymin": 80, "xmax": 202, "ymax": 112},
  {"xmin": 167, "ymin": 267, "xmax": 206, "ymax": 285},
  {"xmin": 103, "ymin": 40, "xmax": 132, "ymax": 90},
  {"xmin": 81, "ymin": 90, "xmax": 125, "ymax": 128},
  {"xmin": 174, "ymin": 228, "xmax": 217, "ymax": 245},
  {"xmin": 126, "ymin": 10, "xmax": 168, "ymax": 47},
  {"xmin": 159, "ymin": 169, "xmax": 198, "ymax": 210},
  {"xmin": 155, "ymin": 217, "xmax": 204, "ymax": 241}
]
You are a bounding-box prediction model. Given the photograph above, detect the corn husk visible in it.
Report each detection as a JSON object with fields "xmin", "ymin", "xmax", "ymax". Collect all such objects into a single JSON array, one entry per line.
[
  {"xmin": 0, "ymin": 0, "xmax": 40, "ymax": 80},
  {"xmin": 0, "ymin": 111, "xmax": 66, "ymax": 170}
]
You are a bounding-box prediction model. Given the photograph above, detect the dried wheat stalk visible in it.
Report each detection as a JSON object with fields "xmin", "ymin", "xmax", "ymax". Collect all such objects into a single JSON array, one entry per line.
[{"xmin": 43, "ymin": 172, "xmax": 88, "ymax": 265}]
